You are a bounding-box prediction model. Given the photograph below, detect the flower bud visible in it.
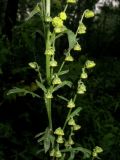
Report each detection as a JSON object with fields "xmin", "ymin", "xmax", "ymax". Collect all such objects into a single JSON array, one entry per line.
[
  {"xmin": 77, "ymin": 82, "xmax": 86, "ymax": 94},
  {"xmin": 81, "ymin": 69, "xmax": 88, "ymax": 79},
  {"xmin": 55, "ymin": 149, "xmax": 62, "ymax": 158},
  {"xmin": 54, "ymin": 127, "xmax": 64, "ymax": 136},
  {"xmin": 59, "ymin": 12, "xmax": 67, "ymax": 20},
  {"xmin": 65, "ymin": 54, "xmax": 74, "ymax": 61},
  {"xmin": 67, "ymin": 99, "xmax": 75, "ymax": 108},
  {"xmin": 68, "ymin": 136, "xmax": 74, "ymax": 145},
  {"xmin": 94, "ymin": 146, "xmax": 103, "ymax": 153},
  {"xmin": 85, "ymin": 60, "xmax": 96, "ymax": 69},
  {"xmin": 85, "ymin": 10, "xmax": 95, "ymax": 18},
  {"xmin": 50, "ymin": 149, "xmax": 55, "ymax": 157},
  {"xmin": 45, "ymin": 47, "xmax": 55, "ymax": 55},
  {"xmin": 50, "ymin": 60, "xmax": 58, "ymax": 67},
  {"xmin": 52, "ymin": 16, "xmax": 63, "ymax": 28},
  {"xmin": 78, "ymin": 23, "xmax": 86, "ymax": 34},
  {"xmin": 56, "ymin": 135, "xmax": 64, "ymax": 144},
  {"xmin": 52, "ymin": 76, "xmax": 62, "ymax": 85},
  {"xmin": 74, "ymin": 43, "xmax": 82, "ymax": 51},
  {"xmin": 68, "ymin": 118, "xmax": 76, "ymax": 126},
  {"xmin": 45, "ymin": 90, "xmax": 53, "ymax": 99},
  {"xmin": 73, "ymin": 124, "xmax": 81, "ymax": 131},
  {"xmin": 28, "ymin": 62, "xmax": 37, "ymax": 69}
]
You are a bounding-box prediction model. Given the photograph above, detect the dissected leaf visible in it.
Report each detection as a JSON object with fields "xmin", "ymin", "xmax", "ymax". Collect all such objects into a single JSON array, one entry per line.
[
  {"xmin": 25, "ymin": 3, "xmax": 41, "ymax": 21},
  {"xmin": 53, "ymin": 81, "xmax": 72, "ymax": 92},
  {"xmin": 7, "ymin": 87, "xmax": 40, "ymax": 98},
  {"xmin": 66, "ymin": 30, "xmax": 77, "ymax": 50},
  {"xmin": 67, "ymin": 107, "xmax": 82, "ymax": 120}
]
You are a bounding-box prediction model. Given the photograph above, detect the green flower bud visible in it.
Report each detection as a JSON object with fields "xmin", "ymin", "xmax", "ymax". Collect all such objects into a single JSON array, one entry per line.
[
  {"xmin": 74, "ymin": 43, "xmax": 82, "ymax": 51},
  {"xmin": 85, "ymin": 60, "xmax": 96, "ymax": 69},
  {"xmin": 50, "ymin": 149, "xmax": 55, "ymax": 157},
  {"xmin": 65, "ymin": 54, "xmax": 74, "ymax": 61},
  {"xmin": 28, "ymin": 62, "xmax": 37, "ymax": 69},
  {"xmin": 52, "ymin": 76, "xmax": 62, "ymax": 85},
  {"xmin": 45, "ymin": 16, "xmax": 52, "ymax": 22},
  {"xmin": 67, "ymin": 0, "xmax": 76, "ymax": 3},
  {"xmin": 73, "ymin": 124, "xmax": 81, "ymax": 131},
  {"xmin": 78, "ymin": 23, "xmax": 86, "ymax": 34},
  {"xmin": 45, "ymin": 90, "xmax": 53, "ymax": 99},
  {"xmin": 54, "ymin": 27, "xmax": 62, "ymax": 33},
  {"xmin": 68, "ymin": 118, "xmax": 76, "ymax": 126},
  {"xmin": 45, "ymin": 47, "xmax": 55, "ymax": 55},
  {"xmin": 52, "ymin": 16, "xmax": 63, "ymax": 28},
  {"xmin": 59, "ymin": 12, "xmax": 67, "ymax": 20},
  {"xmin": 77, "ymin": 82, "xmax": 86, "ymax": 94},
  {"xmin": 50, "ymin": 60, "xmax": 58, "ymax": 67},
  {"xmin": 54, "ymin": 127, "xmax": 64, "ymax": 136},
  {"xmin": 85, "ymin": 9, "xmax": 95, "ymax": 18},
  {"xmin": 68, "ymin": 136, "xmax": 74, "ymax": 145},
  {"xmin": 94, "ymin": 146, "xmax": 103, "ymax": 153},
  {"xmin": 56, "ymin": 135, "xmax": 64, "ymax": 144},
  {"xmin": 92, "ymin": 151, "xmax": 97, "ymax": 157},
  {"xmin": 67, "ymin": 99, "xmax": 75, "ymax": 108},
  {"xmin": 81, "ymin": 69, "xmax": 88, "ymax": 79},
  {"xmin": 55, "ymin": 149, "xmax": 62, "ymax": 158}
]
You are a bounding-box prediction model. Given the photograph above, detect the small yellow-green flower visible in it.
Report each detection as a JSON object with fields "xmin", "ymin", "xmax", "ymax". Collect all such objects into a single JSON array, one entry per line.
[
  {"xmin": 65, "ymin": 54, "xmax": 74, "ymax": 61},
  {"xmin": 50, "ymin": 60, "xmax": 58, "ymax": 67},
  {"xmin": 56, "ymin": 135, "xmax": 64, "ymax": 144},
  {"xmin": 55, "ymin": 149, "xmax": 62, "ymax": 158},
  {"xmin": 78, "ymin": 23, "xmax": 86, "ymax": 34},
  {"xmin": 68, "ymin": 136, "xmax": 74, "ymax": 145},
  {"xmin": 59, "ymin": 12, "xmax": 67, "ymax": 20},
  {"xmin": 52, "ymin": 16, "xmax": 63, "ymax": 28},
  {"xmin": 85, "ymin": 60, "xmax": 96, "ymax": 69},
  {"xmin": 77, "ymin": 82, "xmax": 86, "ymax": 94},
  {"xmin": 52, "ymin": 75, "xmax": 62, "ymax": 85},
  {"xmin": 50, "ymin": 149, "xmax": 55, "ymax": 157},
  {"xmin": 45, "ymin": 90, "xmax": 53, "ymax": 99},
  {"xmin": 85, "ymin": 9, "xmax": 95, "ymax": 18},
  {"xmin": 67, "ymin": 99, "xmax": 75, "ymax": 108},
  {"xmin": 81, "ymin": 68, "xmax": 88, "ymax": 79},
  {"xmin": 45, "ymin": 47, "xmax": 55, "ymax": 55},
  {"xmin": 54, "ymin": 127, "xmax": 64, "ymax": 136},
  {"xmin": 28, "ymin": 62, "xmax": 37, "ymax": 69},
  {"xmin": 68, "ymin": 118, "xmax": 76, "ymax": 126},
  {"xmin": 73, "ymin": 124, "xmax": 81, "ymax": 131},
  {"xmin": 74, "ymin": 43, "xmax": 82, "ymax": 51},
  {"xmin": 67, "ymin": 0, "xmax": 76, "ymax": 3},
  {"xmin": 54, "ymin": 27, "xmax": 62, "ymax": 33},
  {"xmin": 94, "ymin": 146, "xmax": 103, "ymax": 153}
]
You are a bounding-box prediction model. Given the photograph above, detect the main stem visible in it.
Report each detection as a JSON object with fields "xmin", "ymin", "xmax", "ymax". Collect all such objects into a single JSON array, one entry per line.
[{"xmin": 45, "ymin": 0, "xmax": 52, "ymax": 130}]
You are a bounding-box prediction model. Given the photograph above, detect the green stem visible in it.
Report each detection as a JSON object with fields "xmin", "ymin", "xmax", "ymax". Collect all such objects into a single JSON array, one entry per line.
[
  {"xmin": 63, "ymin": 94, "xmax": 77, "ymax": 130},
  {"xmin": 45, "ymin": 0, "xmax": 52, "ymax": 130},
  {"xmin": 58, "ymin": 61, "xmax": 65, "ymax": 74}
]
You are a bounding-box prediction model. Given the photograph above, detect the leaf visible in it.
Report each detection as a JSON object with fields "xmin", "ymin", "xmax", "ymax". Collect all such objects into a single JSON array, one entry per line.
[
  {"xmin": 66, "ymin": 30, "xmax": 77, "ymax": 50},
  {"xmin": 57, "ymin": 95, "xmax": 69, "ymax": 102},
  {"xmin": 53, "ymin": 81, "xmax": 72, "ymax": 92},
  {"xmin": 36, "ymin": 80, "xmax": 47, "ymax": 92},
  {"xmin": 35, "ymin": 131, "xmax": 45, "ymax": 138},
  {"xmin": 7, "ymin": 87, "xmax": 40, "ymax": 98},
  {"xmin": 25, "ymin": 3, "xmax": 41, "ymax": 21},
  {"xmin": 67, "ymin": 107, "xmax": 82, "ymax": 120},
  {"xmin": 57, "ymin": 69, "xmax": 69, "ymax": 76}
]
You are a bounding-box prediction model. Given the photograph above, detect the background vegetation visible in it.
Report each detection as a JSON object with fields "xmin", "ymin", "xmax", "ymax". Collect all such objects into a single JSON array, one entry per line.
[{"xmin": 0, "ymin": 0, "xmax": 120, "ymax": 159}]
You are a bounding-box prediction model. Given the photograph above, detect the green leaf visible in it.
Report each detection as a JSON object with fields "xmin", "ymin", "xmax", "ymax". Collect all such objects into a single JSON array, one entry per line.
[
  {"xmin": 35, "ymin": 131, "xmax": 45, "ymax": 138},
  {"xmin": 25, "ymin": 3, "xmax": 41, "ymax": 21},
  {"xmin": 57, "ymin": 95, "xmax": 69, "ymax": 102},
  {"xmin": 36, "ymin": 80, "xmax": 47, "ymax": 92},
  {"xmin": 67, "ymin": 107, "xmax": 82, "ymax": 120},
  {"xmin": 57, "ymin": 69, "xmax": 69, "ymax": 76},
  {"xmin": 66, "ymin": 30, "xmax": 77, "ymax": 50},
  {"xmin": 53, "ymin": 81, "xmax": 72, "ymax": 92},
  {"xmin": 7, "ymin": 87, "xmax": 40, "ymax": 98}
]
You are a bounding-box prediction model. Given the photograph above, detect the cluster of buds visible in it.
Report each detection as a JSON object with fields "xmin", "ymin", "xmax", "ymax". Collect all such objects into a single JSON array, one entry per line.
[
  {"xmin": 77, "ymin": 81, "xmax": 86, "ymax": 94},
  {"xmin": 74, "ymin": 42, "xmax": 82, "ymax": 51},
  {"xmin": 67, "ymin": 0, "xmax": 76, "ymax": 3},
  {"xmin": 45, "ymin": 89, "xmax": 53, "ymax": 99},
  {"xmin": 52, "ymin": 74, "xmax": 62, "ymax": 85},
  {"xmin": 78, "ymin": 23, "xmax": 87, "ymax": 34},
  {"xmin": 50, "ymin": 148, "xmax": 62, "ymax": 158},
  {"xmin": 65, "ymin": 53, "xmax": 74, "ymax": 61},
  {"xmin": 52, "ymin": 11, "xmax": 67, "ymax": 33}
]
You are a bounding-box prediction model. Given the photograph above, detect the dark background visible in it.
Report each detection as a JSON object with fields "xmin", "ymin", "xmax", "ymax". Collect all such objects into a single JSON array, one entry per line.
[{"xmin": 0, "ymin": 0, "xmax": 120, "ymax": 159}]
